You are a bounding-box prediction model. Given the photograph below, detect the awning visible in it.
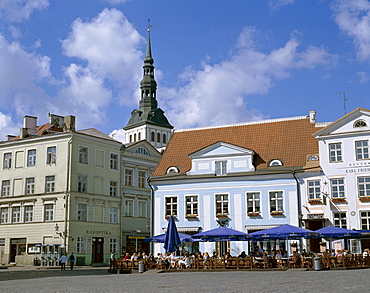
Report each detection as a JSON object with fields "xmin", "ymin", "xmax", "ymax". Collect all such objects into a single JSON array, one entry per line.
[
  {"xmin": 245, "ymin": 225, "xmax": 277, "ymax": 231},
  {"xmin": 162, "ymin": 227, "xmax": 200, "ymax": 233}
]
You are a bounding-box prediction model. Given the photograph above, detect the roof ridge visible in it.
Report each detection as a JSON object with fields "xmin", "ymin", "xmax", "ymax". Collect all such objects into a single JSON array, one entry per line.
[{"xmin": 175, "ymin": 115, "xmax": 309, "ymax": 133}]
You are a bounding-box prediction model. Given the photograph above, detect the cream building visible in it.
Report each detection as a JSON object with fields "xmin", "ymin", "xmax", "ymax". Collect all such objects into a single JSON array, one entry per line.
[{"xmin": 0, "ymin": 114, "xmax": 122, "ymax": 266}]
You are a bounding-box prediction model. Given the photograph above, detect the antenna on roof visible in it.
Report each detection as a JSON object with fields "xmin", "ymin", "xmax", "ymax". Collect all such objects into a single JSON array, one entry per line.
[
  {"xmin": 148, "ymin": 18, "xmax": 152, "ymax": 31},
  {"xmin": 338, "ymin": 90, "xmax": 353, "ymax": 115}
]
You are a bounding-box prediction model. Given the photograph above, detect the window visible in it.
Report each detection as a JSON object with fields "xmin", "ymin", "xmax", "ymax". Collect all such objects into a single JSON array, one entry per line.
[
  {"xmin": 307, "ymin": 180, "xmax": 321, "ymax": 200},
  {"xmin": 109, "ymin": 207, "xmax": 118, "ymax": 223},
  {"xmin": 1, "ymin": 180, "xmax": 10, "ymax": 197},
  {"xmin": 78, "ymin": 175, "xmax": 87, "ymax": 193},
  {"xmin": 358, "ymin": 177, "xmax": 370, "ymax": 197},
  {"xmin": 129, "ymin": 135, "xmax": 132, "ymax": 143},
  {"xmin": 157, "ymin": 133, "xmax": 160, "ymax": 142},
  {"xmin": 360, "ymin": 211, "xmax": 370, "ymax": 230},
  {"xmin": 269, "ymin": 191, "xmax": 284, "ymax": 213},
  {"xmin": 25, "ymin": 178, "xmax": 35, "ymax": 195},
  {"xmin": 79, "ymin": 146, "xmax": 88, "ymax": 164},
  {"xmin": 76, "ymin": 236, "xmax": 87, "ymax": 253},
  {"xmin": 355, "ymin": 140, "xmax": 369, "ymax": 160},
  {"xmin": 354, "ymin": 119, "xmax": 367, "ymax": 128},
  {"xmin": 110, "ymin": 153, "xmax": 118, "ymax": 170},
  {"xmin": 136, "ymin": 147, "xmax": 149, "ymax": 156},
  {"xmin": 125, "ymin": 199, "xmax": 133, "ymax": 217},
  {"xmin": 269, "ymin": 159, "xmax": 283, "ymax": 167},
  {"xmin": 138, "ymin": 171, "xmax": 146, "ymax": 188},
  {"xmin": 331, "ymin": 178, "xmax": 345, "ymax": 199},
  {"xmin": 138, "ymin": 200, "xmax": 147, "ymax": 218},
  {"xmin": 329, "ymin": 143, "xmax": 342, "ymax": 162},
  {"xmin": 77, "ymin": 203, "xmax": 88, "ymax": 221},
  {"xmin": 110, "ymin": 238, "xmax": 118, "ymax": 254},
  {"xmin": 110, "ymin": 181, "xmax": 118, "ymax": 197},
  {"xmin": 3, "ymin": 153, "xmax": 12, "ymax": 169},
  {"xmin": 24, "ymin": 206, "xmax": 33, "ymax": 222},
  {"xmin": 215, "ymin": 194, "xmax": 229, "ymax": 214},
  {"xmin": 333, "ymin": 212, "xmax": 347, "ymax": 228},
  {"xmin": 44, "ymin": 204, "xmax": 54, "ymax": 221},
  {"xmin": 12, "ymin": 206, "xmax": 21, "ymax": 223},
  {"xmin": 151, "ymin": 131, "xmax": 155, "ymax": 142},
  {"xmin": 46, "ymin": 146, "xmax": 56, "ymax": 164},
  {"xmin": 186, "ymin": 195, "xmax": 198, "ymax": 216},
  {"xmin": 163, "ymin": 134, "xmax": 167, "ymax": 144},
  {"xmin": 165, "ymin": 197, "xmax": 178, "ymax": 216},
  {"xmin": 45, "ymin": 176, "xmax": 55, "ymax": 193},
  {"xmin": 124, "ymin": 169, "xmax": 133, "ymax": 186},
  {"xmin": 0, "ymin": 207, "xmax": 9, "ymax": 224},
  {"xmin": 246, "ymin": 192, "xmax": 260, "ymax": 214},
  {"xmin": 27, "ymin": 149, "xmax": 37, "ymax": 166},
  {"xmin": 215, "ymin": 161, "xmax": 227, "ymax": 176}
]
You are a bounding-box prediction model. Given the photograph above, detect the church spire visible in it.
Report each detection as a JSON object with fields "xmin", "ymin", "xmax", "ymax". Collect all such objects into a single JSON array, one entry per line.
[{"xmin": 139, "ymin": 21, "xmax": 157, "ymax": 112}]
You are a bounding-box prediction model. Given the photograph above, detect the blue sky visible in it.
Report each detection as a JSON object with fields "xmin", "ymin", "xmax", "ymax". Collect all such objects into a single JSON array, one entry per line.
[{"xmin": 1, "ymin": 0, "xmax": 370, "ymax": 141}]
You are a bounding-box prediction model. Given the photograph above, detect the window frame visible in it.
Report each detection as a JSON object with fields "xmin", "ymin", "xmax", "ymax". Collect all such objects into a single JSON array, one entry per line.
[
  {"xmin": 3, "ymin": 152, "xmax": 12, "ymax": 169},
  {"xmin": 0, "ymin": 207, "xmax": 9, "ymax": 224},
  {"xmin": 46, "ymin": 146, "xmax": 57, "ymax": 164},
  {"xmin": 355, "ymin": 140, "xmax": 369, "ymax": 161},
  {"xmin": 110, "ymin": 153, "xmax": 118, "ymax": 170},
  {"xmin": 78, "ymin": 146, "xmax": 88, "ymax": 165},
  {"xmin": 76, "ymin": 236, "xmax": 87, "ymax": 253},
  {"xmin": 185, "ymin": 195, "xmax": 199, "ymax": 216},
  {"xmin": 360, "ymin": 211, "xmax": 370, "ymax": 230},
  {"xmin": 78, "ymin": 175, "xmax": 87, "ymax": 193},
  {"xmin": 43, "ymin": 203, "xmax": 54, "ymax": 222},
  {"xmin": 215, "ymin": 193, "xmax": 229, "ymax": 215},
  {"xmin": 246, "ymin": 192, "xmax": 261, "ymax": 214},
  {"xmin": 165, "ymin": 196, "xmax": 178, "ymax": 217},
  {"xmin": 329, "ymin": 143, "xmax": 343, "ymax": 163},
  {"xmin": 333, "ymin": 212, "xmax": 347, "ymax": 228},
  {"xmin": 24, "ymin": 205, "xmax": 34, "ymax": 223},
  {"xmin": 124, "ymin": 198, "xmax": 134, "ymax": 217},
  {"xmin": 12, "ymin": 206, "xmax": 21, "ymax": 223},
  {"xmin": 331, "ymin": 178, "xmax": 346, "ymax": 199},
  {"xmin": 109, "ymin": 180, "xmax": 118, "ymax": 197},
  {"xmin": 269, "ymin": 191, "xmax": 284, "ymax": 214},
  {"xmin": 358, "ymin": 176, "xmax": 370, "ymax": 198},
  {"xmin": 138, "ymin": 170, "xmax": 146, "ymax": 188},
  {"xmin": 109, "ymin": 206, "xmax": 119, "ymax": 224},
  {"xmin": 1, "ymin": 180, "xmax": 10, "ymax": 197},
  {"xmin": 77, "ymin": 203, "xmax": 88, "ymax": 221},
  {"xmin": 124, "ymin": 168, "xmax": 133, "ymax": 186},
  {"xmin": 307, "ymin": 180, "xmax": 321, "ymax": 200},
  {"xmin": 138, "ymin": 200, "xmax": 147, "ymax": 218},
  {"xmin": 25, "ymin": 177, "xmax": 35, "ymax": 195},
  {"xmin": 45, "ymin": 175, "xmax": 55, "ymax": 193},
  {"xmin": 215, "ymin": 161, "xmax": 227, "ymax": 176},
  {"xmin": 27, "ymin": 149, "xmax": 37, "ymax": 167}
]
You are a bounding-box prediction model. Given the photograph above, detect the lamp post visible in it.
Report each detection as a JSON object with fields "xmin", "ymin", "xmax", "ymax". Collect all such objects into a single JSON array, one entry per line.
[{"xmin": 55, "ymin": 223, "xmax": 73, "ymax": 254}]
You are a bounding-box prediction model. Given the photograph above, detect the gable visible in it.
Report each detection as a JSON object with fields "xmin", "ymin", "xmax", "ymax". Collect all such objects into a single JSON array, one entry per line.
[
  {"xmin": 314, "ymin": 108, "xmax": 370, "ymax": 138},
  {"xmin": 124, "ymin": 140, "xmax": 161, "ymax": 159},
  {"xmin": 190, "ymin": 142, "xmax": 254, "ymax": 158}
]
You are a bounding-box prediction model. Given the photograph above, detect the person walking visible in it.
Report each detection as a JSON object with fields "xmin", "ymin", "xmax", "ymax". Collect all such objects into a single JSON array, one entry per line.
[
  {"xmin": 60, "ymin": 254, "xmax": 67, "ymax": 270},
  {"xmin": 68, "ymin": 252, "xmax": 75, "ymax": 270}
]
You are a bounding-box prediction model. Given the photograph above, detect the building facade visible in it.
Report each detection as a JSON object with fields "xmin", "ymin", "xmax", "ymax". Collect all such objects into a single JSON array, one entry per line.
[
  {"xmin": 150, "ymin": 112, "xmax": 325, "ymax": 256},
  {"xmin": 302, "ymin": 108, "xmax": 370, "ymax": 252},
  {"xmin": 0, "ymin": 114, "xmax": 122, "ymax": 265}
]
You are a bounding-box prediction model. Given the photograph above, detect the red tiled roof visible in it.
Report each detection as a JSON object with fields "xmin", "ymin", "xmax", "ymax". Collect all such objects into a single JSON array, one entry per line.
[
  {"xmin": 6, "ymin": 123, "xmax": 64, "ymax": 142},
  {"xmin": 153, "ymin": 117, "xmax": 324, "ymax": 176}
]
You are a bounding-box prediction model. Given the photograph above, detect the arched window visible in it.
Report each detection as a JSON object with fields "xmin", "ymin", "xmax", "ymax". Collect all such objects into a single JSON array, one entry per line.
[
  {"xmin": 269, "ymin": 159, "xmax": 283, "ymax": 167},
  {"xmin": 163, "ymin": 134, "xmax": 167, "ymax": 144},
  {"xmin": 354, "ymin": 119, "xmax": 367, "ymax": 128},
  {"xmin": 134, "ymin": 133, "xmax": 137, "ymax": 141},
  {"xmin": 166, "ymin": 166, "xmax": 179, "ymax": 174},
  {"xmin": 129, "ymin": 135, "xmax": 132, "ymax": 143},
  {"xmin": 151, "ymin": 132, "xmax": 155, "ymax": 142},
  {"xmin": 308, "ymin": 155, "xmax": 319, "ymax": 161},
  {"xmin": 157, "ymin": 133, "xmax": 161, "ymax": 143},
  {"xmin": 136, "ymin": 147, "xmax": 149, "ymax": 156},
  {"xmin": 138, "ymin": 132, "xmax": 141, "ymax": 141}
]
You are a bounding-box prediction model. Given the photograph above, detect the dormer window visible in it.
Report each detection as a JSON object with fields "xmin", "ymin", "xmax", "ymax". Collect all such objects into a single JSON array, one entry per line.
[
  {"xmin": 215, "ymin": 161, "xmax": 227, "ymax": 176},
  {"xmin": 308, "ymin": 155, "xmax": 319, "ymax": 161},
  {"xmin": 166, "ymin": 166, "xmax": 179, "ymax": 174},
  {"xmin": 354, "ymin": 119, "xmax": 367, "ymax": 128},
  {"xmin": 269, "ymin": 159, "xmax": 283, "ymax": 167}
]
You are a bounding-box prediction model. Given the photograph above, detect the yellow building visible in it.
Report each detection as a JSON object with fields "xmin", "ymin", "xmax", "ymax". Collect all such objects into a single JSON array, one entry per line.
[{"xmin": 0, "ymin": 114, "xmax": 122, "ymax": 266}]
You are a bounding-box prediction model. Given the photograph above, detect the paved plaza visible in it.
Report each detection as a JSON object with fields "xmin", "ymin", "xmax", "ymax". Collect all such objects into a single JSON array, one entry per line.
[{"xmin": 0, "ymin": 267, "xmax": 369, "ymax": 293}]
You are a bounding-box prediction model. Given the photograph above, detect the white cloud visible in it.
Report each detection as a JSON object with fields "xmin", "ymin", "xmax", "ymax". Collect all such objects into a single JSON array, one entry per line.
[
  {"xmin": 160, "ymin": 27, "xmax": 337, "ymax": 129},
  {"xmin": 357, "ymin": 71, "xmax": 369, "ymax": 83},
  {"xmin": 0, "ymin": 0, "xmax": 49, "ymax": 22},
  {"xmin": 0, "ymin": 112, "xmax": 20, "ymax": 141},
  {"xmin": 61, "ymin": 8, "xmax": 144, "ymax": 107},
  {"xmin": 269, "ymin": 0, "xmax": 298, "ymax": 10},
  {"xmin": 105, "ymin": 0, "xmax": 127, "ymax": 4},
  {"xmin": 331, "ymin": 0, "xmax": 370, "ymax": 61}
]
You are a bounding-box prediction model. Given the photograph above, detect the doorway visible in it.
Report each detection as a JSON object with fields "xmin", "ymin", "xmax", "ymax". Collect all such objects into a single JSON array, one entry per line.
[
  {"xmin": 306, "ymin": 220, "xmax": 324, "ymax": 253},
  {"xmin": 10, "ymin": 238, "xmax": 26, "ymax": 263},
  {"xmin": 92, "ymin": 237, "xmax": 104, "ymax": 263}
]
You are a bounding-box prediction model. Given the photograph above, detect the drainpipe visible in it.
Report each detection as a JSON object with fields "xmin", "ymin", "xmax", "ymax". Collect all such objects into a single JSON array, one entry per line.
[
  {"xmin": 64, "ymin": 135, "xmax": 73, "ymax": 254},
  {"xmin": 148, "ymin": 177, "xmax": 155, "ymax": 254},
  {"xmin": 292, "ymin": 170, "xmax": 303, "ymax": 228}
]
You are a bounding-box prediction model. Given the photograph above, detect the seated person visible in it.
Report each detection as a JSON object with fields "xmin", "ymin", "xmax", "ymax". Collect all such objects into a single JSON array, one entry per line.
[
  {"xmin": 123, "ymin": 253, "xmax": 130, "ymax": 260},
  {"xmin": 238, "ymin": 251, "xmax": 247, "ymax": 258},
  {"xmin": 169, "ymin": 252, "xmax": 177, "ymax": 268},
  {"xmin": 178, "ymin": 253, "xmax": 191, "ymax": 269}
]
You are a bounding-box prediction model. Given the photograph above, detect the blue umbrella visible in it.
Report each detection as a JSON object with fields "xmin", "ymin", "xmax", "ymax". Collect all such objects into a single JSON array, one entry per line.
[
  {"xmin": 249, "ymin": 224, "xmax": 320, "ymax": 240},
  {"xmin": 163, "ymin": 216, "xmax": 181, "ymax": 252},
  {"xmin": 315, "ymin": 226, "xmax": 362, "ymax": 238},
  {"xmin": 143, "ymin": 232, "xmax": 194, "ymax": 243},
  {"xmin": 192, "ymin": 227, "xmax": 249, "ymax": 241}
]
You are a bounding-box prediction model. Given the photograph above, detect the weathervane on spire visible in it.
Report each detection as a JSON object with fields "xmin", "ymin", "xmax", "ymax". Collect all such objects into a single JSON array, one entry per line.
[{"xmin": 148, "ymin": 18, "xmax": 152, "ymax": 32}]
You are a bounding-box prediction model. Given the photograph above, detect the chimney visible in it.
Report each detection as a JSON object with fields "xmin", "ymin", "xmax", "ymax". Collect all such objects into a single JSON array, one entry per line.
[
  {"xmin": 64, "ymin": 115, "xmax": 76, "ymax": 132},
  {"xmin": 20, "ymin": 128, "xmax": 28, "ymax": 139},
  {"xmin": 6, "ymin": 135, "xmax": 16, "ymax": 141},
  {"xmin": 309, "ymin": 110, "xmax": 316, "ymax": 124},
  {"xmin": 23, "ymin": 115, "xmax": 37, "ymax": 134}
]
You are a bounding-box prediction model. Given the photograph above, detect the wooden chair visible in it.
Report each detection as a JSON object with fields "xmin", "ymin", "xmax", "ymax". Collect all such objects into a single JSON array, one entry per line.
[{"xmin": 300, "ymin": 256, "xmax": 311, "ymax": 268}]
